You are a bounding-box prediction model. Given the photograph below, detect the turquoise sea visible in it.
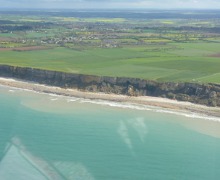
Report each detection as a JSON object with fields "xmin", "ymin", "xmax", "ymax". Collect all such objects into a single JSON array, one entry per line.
[{"xmin": 1, "ymin": 85, "xmax": 220, "ymax": 180}]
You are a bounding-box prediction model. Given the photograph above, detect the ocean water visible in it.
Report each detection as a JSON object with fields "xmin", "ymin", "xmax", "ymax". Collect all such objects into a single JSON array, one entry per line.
[{"xmin": 1, "ymin": 85, "xmax": 220, "ymax": 180}]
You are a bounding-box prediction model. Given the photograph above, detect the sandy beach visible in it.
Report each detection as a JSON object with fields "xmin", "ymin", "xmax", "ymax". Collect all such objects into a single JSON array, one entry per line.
[{"xmin": 0, "ymin": 77, "xmax": 220, "ymax": 119}]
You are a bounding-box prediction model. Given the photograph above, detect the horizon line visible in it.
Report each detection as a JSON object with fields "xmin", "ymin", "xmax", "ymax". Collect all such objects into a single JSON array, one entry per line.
[{"xmin": 1, "ymin": 7, "xmax": 220, "ymax": 11}]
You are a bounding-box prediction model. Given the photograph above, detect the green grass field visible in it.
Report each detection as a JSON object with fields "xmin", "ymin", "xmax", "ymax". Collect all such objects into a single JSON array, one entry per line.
[{"xmin": 0, "ymin": 42, "xmax": 220, "ymax": 84}]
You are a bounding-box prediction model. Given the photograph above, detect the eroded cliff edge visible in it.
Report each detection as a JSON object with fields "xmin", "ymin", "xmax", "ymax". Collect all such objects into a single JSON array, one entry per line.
[{"xmin": 0, "ymin": 65, "xmax": 219, "ymax": 107}]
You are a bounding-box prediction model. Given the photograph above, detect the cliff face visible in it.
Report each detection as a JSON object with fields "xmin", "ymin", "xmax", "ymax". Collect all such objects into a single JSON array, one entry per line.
[{"xmin": 0, "ymin": 65, "xmax": 219, "ymax": 107}]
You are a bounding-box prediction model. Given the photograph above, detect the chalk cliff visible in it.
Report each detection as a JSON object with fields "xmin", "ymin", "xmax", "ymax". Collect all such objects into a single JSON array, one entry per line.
[{"xmin": 0, "ymin": 65, "xmax": 219, "ymax": 107}]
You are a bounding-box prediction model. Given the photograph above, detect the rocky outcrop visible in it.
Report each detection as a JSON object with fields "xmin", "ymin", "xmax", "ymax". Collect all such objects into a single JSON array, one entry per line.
[{"xmin": 0, "ymin": 65, "xmax": 219, "ymax": 107}]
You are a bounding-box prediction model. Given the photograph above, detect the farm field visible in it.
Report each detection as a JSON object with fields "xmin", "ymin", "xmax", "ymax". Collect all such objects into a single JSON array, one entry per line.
[
  {"xmin": 0, "ymin": 10, "xmax": 220, "ymax": 84},
  {"xmin": 0, "ymin": 43, "xmax": 220, "ymax": 83}
]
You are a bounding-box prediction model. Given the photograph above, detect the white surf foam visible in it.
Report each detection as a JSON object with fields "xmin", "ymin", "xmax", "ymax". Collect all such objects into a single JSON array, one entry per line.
[
  {"xmin": 79, "ymin": 99, "xmax": 220, "ymax": 122},
  {"xmin": 80, "ymin": 99, "xmax": 152, "ymax": 111},
  {"xmin": 48, "ymin": 93, "xmax": 59, "ymax": 97},
  {"xmin": 1, "ymin": 84, "xmax": 220, "ymax": 122},
  {"xmin": 155, "ymin": 109, "xmax": 220, "ymax": 122},
  {"xmin": 67, "ymin": 98, "xmax": 80, "ymax": 103},
  {"xmin": 50, "ymin": 98, "xmax": 58, "ymax": 101}
]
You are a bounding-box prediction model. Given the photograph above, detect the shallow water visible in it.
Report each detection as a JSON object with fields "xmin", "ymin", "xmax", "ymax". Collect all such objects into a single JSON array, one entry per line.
[{"xmin": 1, "ymin": 85, "xmax": 220, "ymax": 180}]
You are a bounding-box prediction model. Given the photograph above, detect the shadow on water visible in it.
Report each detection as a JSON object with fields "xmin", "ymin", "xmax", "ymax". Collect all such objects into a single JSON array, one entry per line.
[
  {"xmin": 0, "ymin": 88, "xmax": 138, "ymax": 179},
  {"xmin": 1, "ymin": 87, "xmax": 220, "ymax": 180},
  {"xmin": 0, "ymin": 104, "xmax": 97, "ymax": 179},
  {"xmin": 0, "ymin": 96, "xmax": 18, "ymax": 162}
]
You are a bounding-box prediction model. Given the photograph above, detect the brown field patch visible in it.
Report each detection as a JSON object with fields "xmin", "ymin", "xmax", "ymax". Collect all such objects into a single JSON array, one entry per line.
[
  {"xmin": 0, "ymin": 48, "xmax": 12, "ymax": 51},
  {"xmin": 0, "ymin": 37, "xmax": 13, "ymax": 41},
  {"xmin": 0, "ymin": 46, "xmax": 52, "ymax": 52},
  {"xmin": 208, "ymin": 53, "xmax": 220, "ymax": 57}
]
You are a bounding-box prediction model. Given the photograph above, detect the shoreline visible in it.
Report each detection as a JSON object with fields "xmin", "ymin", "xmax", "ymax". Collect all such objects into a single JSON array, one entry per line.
[{"xmin": 0, "ymin": 77, "xmax": 220, "ymax": 120}]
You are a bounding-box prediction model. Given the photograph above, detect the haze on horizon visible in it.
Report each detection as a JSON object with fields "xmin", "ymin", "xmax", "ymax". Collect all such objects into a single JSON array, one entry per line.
[{"xmin": 1, "ymin": 0, "xmax": 220, "ymax": 10}]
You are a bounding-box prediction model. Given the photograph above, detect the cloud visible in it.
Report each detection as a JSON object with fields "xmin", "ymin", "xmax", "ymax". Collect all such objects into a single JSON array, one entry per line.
[
  {"xmin": 1, "ymin": 0, "xmax": 220, "ymax": 9},
  {"xmin": 129, "ymin": 117, "xmax": 148, "ymax": 143},
  {"xmin": 117, "ymin": 120, "xmax": 133, "ymax": 150}
]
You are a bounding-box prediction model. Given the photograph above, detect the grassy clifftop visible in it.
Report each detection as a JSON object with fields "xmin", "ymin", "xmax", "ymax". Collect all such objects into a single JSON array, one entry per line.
[
  {"xmin": 0, "ymin": 65, "xmax": 220, "ymax": 107},
  {"xmin": 0, "ymin": 42, "xmax": 220, "ymax": 84}
]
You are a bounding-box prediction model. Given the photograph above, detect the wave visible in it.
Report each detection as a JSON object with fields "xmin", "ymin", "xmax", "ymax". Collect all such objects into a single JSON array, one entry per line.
[
  {"xmin": 67, "ymin": 98, "xmax": 80, "ymax": 102},
  {"xmin": 50, "ymin": 98, "xmax": 58, "ymax": 101},
  {"xmin": 48, "ymin": 93, "xmax": 60, "ymax": 97},
  {"xmin": 155, "ymin": 109, "xmax": 220, "ymax": 122},
  {"xmin": 79, "ymin": 99, "xmax": 152, "ymax": 111},
  {"xmin": 1, "ymin": 84, "xmax": 220, "ymax": 122},
  {"xmin": 79, "ymin": 99, "xmax": 220, "ymax": 122}
]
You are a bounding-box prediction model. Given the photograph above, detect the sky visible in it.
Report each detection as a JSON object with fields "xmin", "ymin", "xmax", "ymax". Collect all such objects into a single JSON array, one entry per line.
[{"xmin": 1, "ymin": 0, "xmax": 220, "ymax": 9}]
